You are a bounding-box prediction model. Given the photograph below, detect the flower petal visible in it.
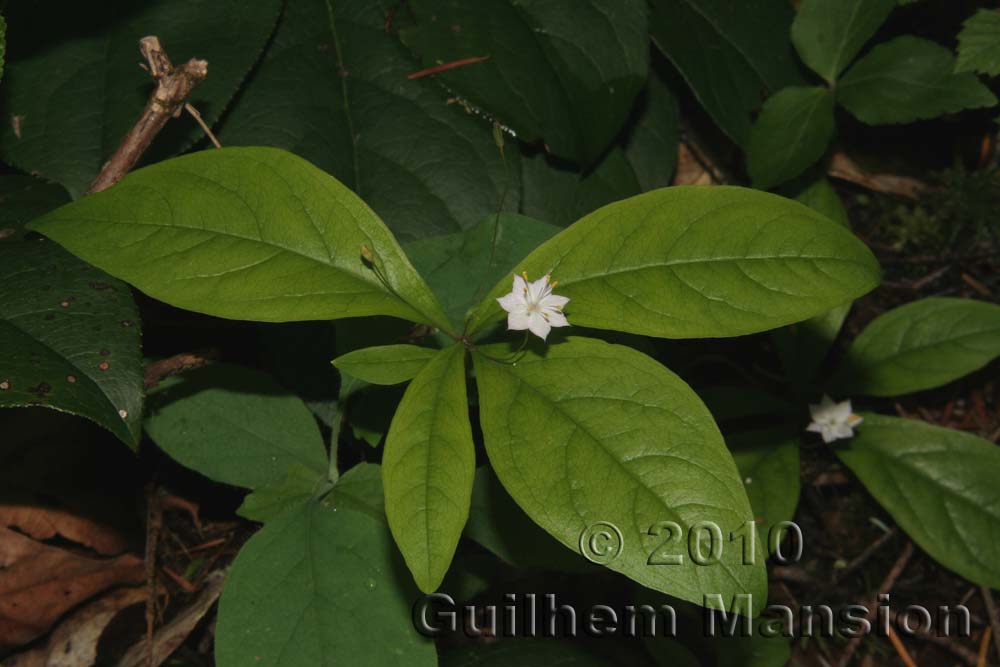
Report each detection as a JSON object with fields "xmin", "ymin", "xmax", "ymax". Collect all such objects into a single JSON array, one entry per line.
[
  {"xmin": 497, "ymin": 291, "xmax": 526, "ymax": 313},
  {"xmin": 540, "ymin": 294, "xmax": 570, "ymax": 310},
  {"xmin": 543, "ymin": 308, "xmax": 570, "ymax": 328},
  {"xmin": 512, "ymin": 274, "xmax": 527, "ymax": 295},
  {"xmin": 507, "ymin": 311, "xmax": 531, "ymax": 331},
  {"xmin": 527, "ymin": 275, "xmax": 550, "ymax": 304},
  {"xmin": 527, "ymin": 313, "xmax": 551, "ymax": 340}
]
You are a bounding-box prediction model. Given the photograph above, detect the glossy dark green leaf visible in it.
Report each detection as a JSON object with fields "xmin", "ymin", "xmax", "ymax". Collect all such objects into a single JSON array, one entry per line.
[
  {"xmin": 474, "ymin": 336, "xmax": 766, "ymax": 608},
  {"xmin": 467, "ymin": 186, "xmax": 881, "ymax": 339},
  {"xmin": 383, "ymin": 345, "xmax": 474, "ymax": 592},
  {"xmin": 520, "ymin": 148, "xmax": 640, "ymax": 227},
  {"xmin": 0, "ymin": 0, "xmax": 281, "ymax": 197},
  {"xmin": 0, "ymin": 15, "xmax": 5, "ymax": 85},
  {"xmin": 650, "ymin": 0, "xmax": 804, "ymax": 145},
  {"xmin": 30, "ymin": 147, "xmax": 452, "ymax": 329},
  {"xmin": 401, "ymin": 0, "xmax": 647, "ymax": 165},
  {"xmin": 727, "ymin": 429, "xmax": 800, "ymax": 548},
  {"xmin": 215, "ymin": 503, "xmax": 437, "ymax": 667},
  {"xmin": 790, "ymin": 0, "xmax": 895, "ymax": 83},
  {"xmin": 837, "ymin": 414, "xmax": 1000, "ymax": 588},
  {"xmin": 839, "ymin": 36, "xmax": 997, "ymax": 125},
  {"xmin": 956, "ymin": 9, "xmax": 1000, "ymax": 76},
  {"xmin": 623, "ymin": 72, "xmax": 680, "ymax": 192},
  {"xmin": 831, "ymin": 297, "xmax": 1000, "ymax": 396},
  {"xmin": 145, "ymin": 364, "xmax": 328, "ymax": 489},
  {"xmin": 0, "ymin": 175, "xmax": 70, "ymax": 242},
  {"xmin": 407, "ymin": 213, "xmax": 560, "ymax": 325},
  {"xmin": 217, "ymin": 0, "xmax": 516, "ymax": 242},
  {"xmin": 0, "ymin": 239, "xmax": 142, "ymax": 446},
  {"xmin": 747, "ymin": 87, "xmax": 836, "ymax": 190},
  {"xmin": 698, "ymin": 386, "xmax": 794, "ymax": 423}
]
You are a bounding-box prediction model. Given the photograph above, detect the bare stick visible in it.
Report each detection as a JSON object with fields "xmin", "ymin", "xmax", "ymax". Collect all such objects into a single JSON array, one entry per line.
[
  {"xmin": 87, "ymin": 37, "xmax": 208, "ymax": 194},
  {"xmin": 982, "ymin": 588, "xmax": 1000, "ymax": 665},
  {"xmin": 144, "ymin": 350, "xmax": 217, "ymax": 389},
  {"xmin": 184, "ymin": 103, "xmax": 221, "ymax": 148},
  {"xmin": 837, "ymin": 541, "xmax": 915, "ymax": 667}
]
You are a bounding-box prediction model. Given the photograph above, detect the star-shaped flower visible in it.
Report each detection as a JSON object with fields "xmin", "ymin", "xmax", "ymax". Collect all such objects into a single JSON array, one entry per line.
[
  {"xmin": 496, "ymin": 272, "xmax": 570, "ymax": 341},
  {"xmin": 806, "ymin": 395, "xmax": 863, "ymax": 443}
]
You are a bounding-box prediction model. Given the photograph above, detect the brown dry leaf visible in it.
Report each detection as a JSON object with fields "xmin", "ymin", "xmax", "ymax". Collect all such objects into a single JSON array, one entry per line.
[
  {"xmin": 118, "ymin": 570, "xmax": 226, "ymax": 667},
  {"xmin": 0, "ymin": 501, "xmax": 129, "ymax": 556},
  {"xmin": 0, "ymin": 527, "xmax": 144, "ymax": 648},
  {"xmin": 1, "ymin": 587, "xmax": 146, "ymax": 667},
  {"xmin": 673, "ymin": 142, "xmax": 721, "ymax": 186},
  {"xmin": 828, "ymin": 151, "xmax": 929, "ymax": 200}
]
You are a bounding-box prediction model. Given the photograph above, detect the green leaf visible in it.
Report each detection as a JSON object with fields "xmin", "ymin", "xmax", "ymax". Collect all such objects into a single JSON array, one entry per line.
[
  {"xmin": 521, "ymin": 148, "xmax": 640, "ymax": 227},
  {"xmin": 401, "ymin": 0, "xmax": 648, "ymax": 165},
  {"xmin": 30, "ymin": 147, "xmax": 452, "ymax": 329},
  {"xmin": 956, "ymin": 9, "xmax": 1000, "ymax": 76},
  {"xmin": 473, "ymin": 336, "xmax": 766, "ymax": 608},
  {"xmin": 467, "ymin": 186, "xmax": 881, "ymax": 339},
  {"xmin": 258, "ymin": 322, "xmax": 340, "ymax": 428},
  {"xmin": 325, "ymin": 462, "xmax": 388, "ymax": 523},
  {"xmin": 465, "ymin": 466, "xmax": 590, "ymax": 572},
  {"xmin": 699, "ymin": 386, "xmax": 794, "ymax": 423},
  {"xmin": 145, "ymin": 364, "xmax": 328, "ymax": 489},
  {"xmin": 747, "ymin": 86, "xmax": 836, "ymax": 190},
  {"xmin": 215, "ymin": 503, "xmax": 437, "ymax": 667},
  {"xmin": 650, "ymin": 0, "xmax": 805, "ymax": 145},
  {"xmin": 623, "ymin": 71, "xmax": 681, "ymax": 192},
  {"xmin": 837, "ymin": 414, "xmax": 1000, "ymax": 589},
  {"xmin": 786, "ymin": 172, "xmax": 848, "ymax": 227},
  {"xmin": 217, "ymin": 0, "xmax": 516, "ymax": 242},
  {"xmin": 443, "ymin": 639, "xmax": 614, "ymax": 667},
  {"xmin": 0, "ymin": 239, "xmax": 142, "ymax": 447},
  {"xmin": 839, "ymin": 36, "xmax": 997, "ymax": 125},
  {"xmin": 831, "ymin": 297, "xmax": 1000, "ymax": 397},
  {"xmin": 407, "ymin": 213, "xmax": 561, "ymax": 325},
  {"xmin": 333, "ymin": 344, "xmax": 438, "ymax": 386},
  {"xmin": 0, "ymin": 175, "xmax": 70, "ymax": 242},
  {"xmin": 383, "ymin": 344, "xmax": 475, "ymax": 592},
  {"xmin": 791, "ymin": 0, "xmax": 895, "ymax": 83},
  {"xmin": 728, "ymin": 429, "xmax": 800, "ymax": 549},
  {"xmin": 237, "ymin": 463, "xmax": 329, "ymax": 523},
  {"xmin": 0, "ymin": 0, "xmax": 281, "ymax": 198}
]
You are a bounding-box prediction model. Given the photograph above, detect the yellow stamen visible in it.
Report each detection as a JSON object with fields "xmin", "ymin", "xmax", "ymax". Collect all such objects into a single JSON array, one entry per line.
[
  {"xmin": 522, "ymin": 271, "xmax": 529, "ymax": 282},
  {"xmin": 550, "ymin": 280, "xmax": 558, "ymax": 289}
]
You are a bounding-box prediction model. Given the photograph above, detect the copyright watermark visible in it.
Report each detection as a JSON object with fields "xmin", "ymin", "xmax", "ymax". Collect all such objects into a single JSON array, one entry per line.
[{"xmin": 578, "ymin": 521, "xmax": 624, "ymax": 564}]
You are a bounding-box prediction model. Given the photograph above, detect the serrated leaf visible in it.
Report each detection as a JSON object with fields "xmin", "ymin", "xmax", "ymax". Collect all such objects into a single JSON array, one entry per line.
[
  {"xmin": 0, "ymin": 0, "xmax": 281, "ymax": 198},
  {"xmin": 465, "ymin": 466, "xmax": 590, "ymax": 572},
  {"xmin": 215, "ymin": 503, "xmax": 436, "ymax": 667},
  {"xmin": 145, "ymin": 364, "xmax": 327, "ymax": 489},
  {"xmin": 383, "ymin": 344, "xmax": 474, "ymax": 592},
  {"xmin": 406, "ymin": 213, "xmax": 560, "ymax": 325},
  {"xmin": 29, "ymin": 147, "xmax": 452, "ymax": 329},
  {"xmin": 650, "ymin": 0, "xmax": 805, "ymax": 145},
  {"xmin": 0, "ymin": 239, "xmax": 142, "ymax": 446},
  {"xmin": 0, "ymin": 175, "xmax": 70, "ymax": 242},
  {"xmin": 401, "ymin": 0, "xmax": 647, "ymax": 165},
  {"xmin": 333, "ymin": 344, "xmax": 438, "ymax": 386},
  {"xmin": 473, "ymin": 336, "xmax": 766, "ymax": 608},
  {"xmin": 467, "ymin": 186, "xmax": 881, "ymax": 339},
  {"xmin": 237, "ymin": 463, "xmax": 329, "ymax": 523},
  {"xmin": 956, "ymin": 9, "xmax": 1000, "ymax": 76},
  {"xmin": 831, "ymin": 297, "xmax": 1000, "ymax": 397},
  {"xmin": 217, "ymin": 0, "xmax": 516, "ymax": 242},
  {"xmin": 839, "ymin": 36, "xmax": 997, "ymax": 125},
  {"xmin": 791, "ymin": 0, "xmax": 895, "ymax": 83},
  {"xmin": 728, "ymin": 429, "xmax": 800, "ymax": 548},
  {"xmin": 837, "ymin": 414, "xmax": 1000, "ymax": 588},
  {"xmin": 748, "ymin": 86, "xmax": 836, "ymax": 190}
]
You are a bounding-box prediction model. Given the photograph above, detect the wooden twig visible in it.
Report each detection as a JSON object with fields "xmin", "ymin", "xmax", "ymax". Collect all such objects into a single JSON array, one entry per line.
[
  {"xmin": 837, "ymin": 541, "xmax": 915, "ymax": 667},
  {"xmin": 88, "ymin": 37, "xmax": 208, "ymax": 194},
  {"xmin": 982, "ymin": 588, "xmax": 1000, "ymax": 665},
  {"xmin": 407, "ymin": 55, "xmax": 490, "ymax": 80},
  {"xmin": 144, "ymin": 484, "xmax": 164, "ymax": 667},
  {"xmin": 833, "ymin": 527, "xmax": 897, "ymax": 583},
  {"xmin": 979, "ymin": 627, "xmax": 993, "ymax": 667},
  {"xmin": 144, "ymin": 351, "xmax": 217, "ymax": 389},
  {"xmin": 887, "ymin": 625, "xmax": 919, "ymax": 667}
]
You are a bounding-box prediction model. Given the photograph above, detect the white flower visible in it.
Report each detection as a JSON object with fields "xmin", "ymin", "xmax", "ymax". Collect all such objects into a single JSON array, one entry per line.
[
  {"xmin": 806, "ymin": 395, "xmax": 863, "ymax": 443},
  {"xmin": 496, "ymin": 272, "xmax": 570, "ymax": 341}
]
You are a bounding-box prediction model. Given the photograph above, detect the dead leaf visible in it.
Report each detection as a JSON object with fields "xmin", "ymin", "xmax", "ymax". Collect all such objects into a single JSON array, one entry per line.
[
  {"xmin": 0, "ymin": 527, "xmax": 144, "ymax": 648},
  {"xmin": 673, "ymin": 142, "xmax": 721, "ymax": 186},
  {"xmin": 0, "ymin": 502, "xmax": 129, "ymax": 556},
  {"xmin": 1, "ymin": 587, "xmax": 146, "ymax": 667},
  {"xmin": 828, "ymin": 151, "xmax": 929, "ymax": 200}
]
